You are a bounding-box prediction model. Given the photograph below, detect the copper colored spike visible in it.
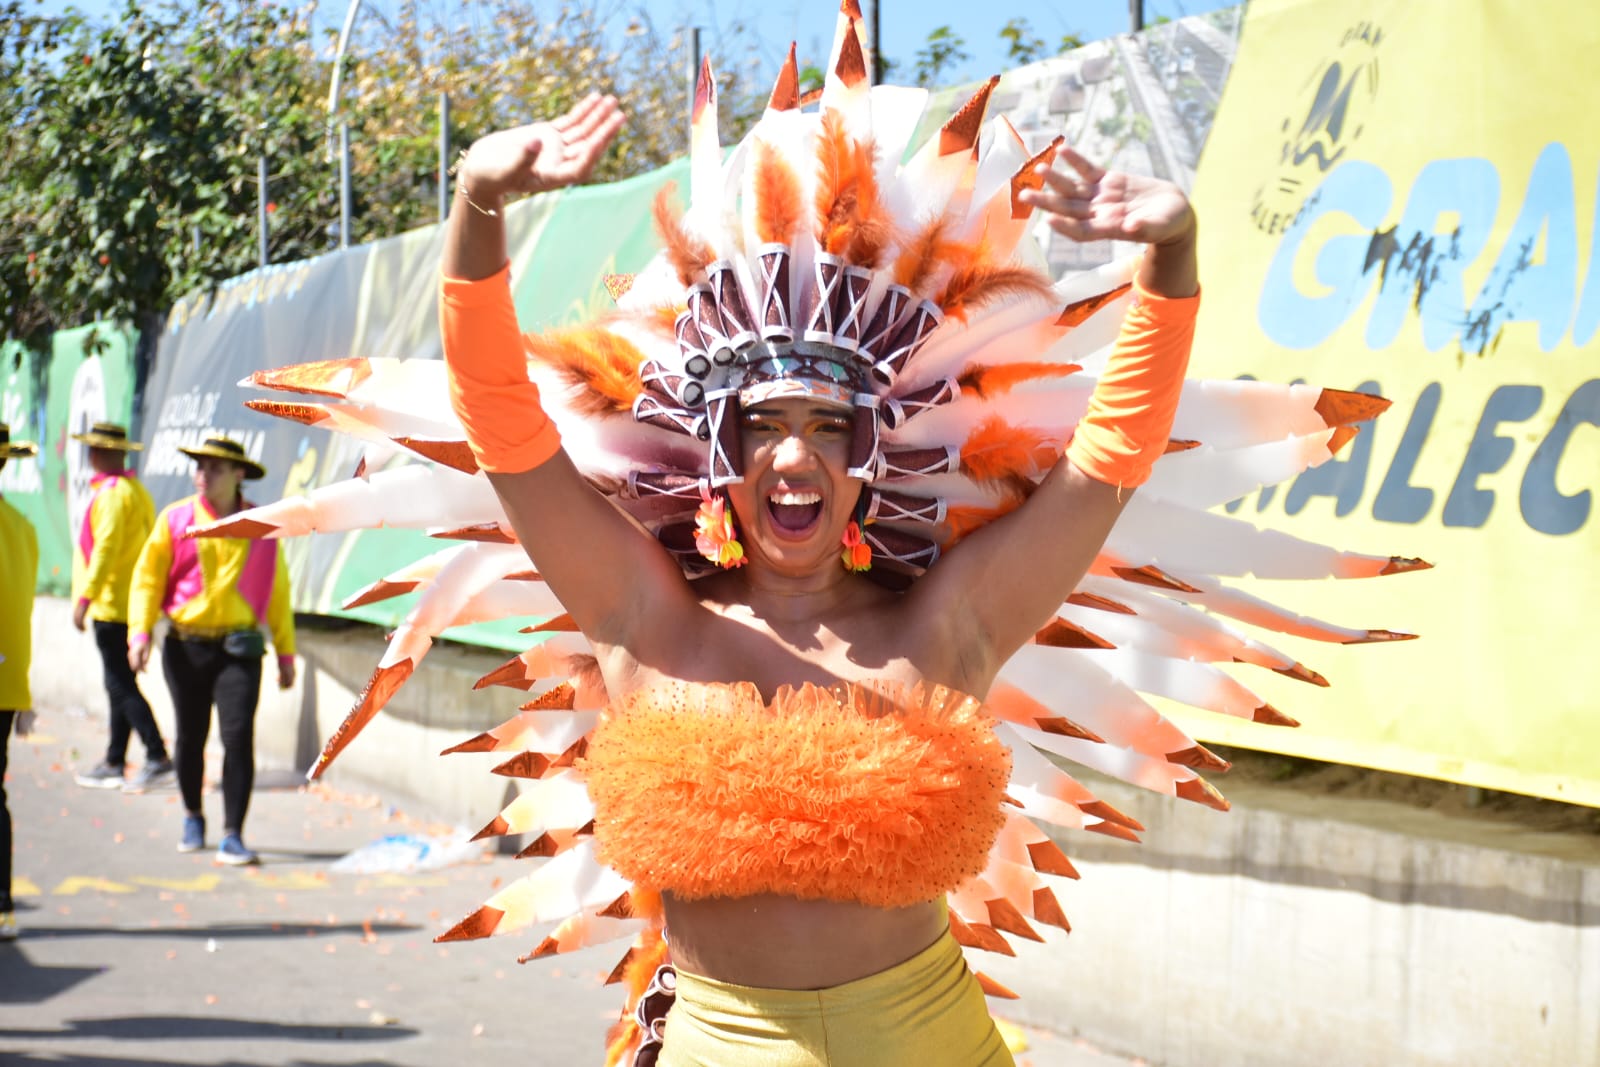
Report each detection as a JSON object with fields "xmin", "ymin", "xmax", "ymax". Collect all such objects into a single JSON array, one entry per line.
[
  {"xmin": 1347, "ymin": 629, "xmax": 1420, "ymax": 644},
  {"xmin": 1164, "ymin": 438, "xmax": 1201, "ymax": 453},
  {"xmin": 188, "ymin": 516, "xmax": 276, "ymax": 540},
  {"xmin": 1000, "ymin": 792, "xmax": 1025, "ymax": 809},
  {"xmin": 1033, "ymin": 717, "xmax": 1105, "ymax": 744},
  {"xmin": 1110, "ymin": 564, "xmax": 1204, "ymax": 594},
  {"xmin": 938, "ymin": 76, "xmax": 1000, "ymax": 156},
  {"xmin": 1175, "ymin": 775, "xmax": 1231, "ymax": 812},
  {"xmin": 1009, "ymin": 135, "xmax": 1062, "ymax": 219},
  {"xmin": 834, "ymin": 18, "xmax": 868, "ymax": 87},
  {"xmin": 602, "ymin": 273, "xmax": 635, "ymax": 301},
  {"xmin": 491, "ymin": 751, "xmax": 553, "ymax": 779},
  {"xmin": 1032, "ymin": 887, "xmax": 1071, "ymax": 932},
  {"xmin": 1266, "ymin": 660, "xmax": 1329, "ymax": 687},
  {"xmin": 1084, "ymin": 819, "xmax": 1141, "ymax": 843},
  {"xmin": 605, "ymin": 946, "xmax": 639, "ymax": 985},
  {"xmin": 975, "ymin": 972, "xmax": 1020, "ymax": 999},
  {"xmin": 430, "ymin": 523, "xmax": 517, "ymax": 544},
  {"xmin": 521, "ymin": 614, "xmax": 579, "ymax": 634},
  {"xmin": 352, "ymin": 456, "xmax": 367, "ymax": 479},
  {"xmin": 1379, "ymin": 556, "xmax": 1432, "ymax": 575},
  {"xmin": 985, "ymin": 898, "xmax": 1044, "ymax": 942},
  {"xmin": 393, "ymin": 437, "xmax": 478, "ymax": 474},
  {"xmin": 471, "ymin": 814, "xmax": 512, "ymax": 842},
  {"xmin": 1066, "ymin": 591, "xmax": 1136, "ymax": 615},
  {"xmin": 1079, "ymin": 800, "xmax": 1145, "ymax": 833},
  {"xmin": 1167, "ymin": 745, "xmax": 1231, "ymax": 772},
  {"xmin": 504, "ymin": 569, "xmax": 543, "ymax": 582},
  {"xmin": 799, "ymin": 86, "xmax": 824, "ymax": 107},
  {"xmin": 514, "ymin": 832, "xmax": 560, "ymax": 859},
  {"xmin": 244, "ymin": 398, "xmax": 330, "ymax": 426},
  {"xmin": 1025, "ymin": 839, "xmax": 1080, "ymax": 879},
  {"xmin": 341, "ymin": 578, "xmax": 420, "ymax": 610},
  {"xmin": 1034, "ymin": 617, "xmax": 1115, "ymax": 650},
  {"xmin": 1253, "ymin": 704, "xmax": 1300, "ymax": 727},
  {"xmin": 474, "ymin": 655, "xmax": 538, "ymax": 691},
  {"xmin": 248, "ymin": 356, "xmax": 372, "ymax": 398},
  {"xmin": 520, "ymin": 935, "xmax": 562, "ymax": 962},
  {"xmin": 308, "ymin": 660, "xmax": 414, "ymax": 780},
  {"xmin": 1314, "ymin": 387, "xmax": 1391, "ymax": 426},
  {"xmin": 693, "ymin": 55, "xmax": 715, "ymax": 122},
  {"xmin": 768, "ymin": 44, "xmax": 800, "ymax": 111},
  {"xmin": 519, "ymin": 682, "xmax": 577, "ymax": 711},
  {"xmin": 435, "ymin": 904, "xmax": 505, "ymax": 943},
  {"xmin": 839, "ymin": 0, "xmax": 863, "ymax": 18},
  {"xmin": 948, "ymin": 912, "xmax": 1015, "ymax": 956},
  {"xmin": 1327, "ymin": 425, "xmax": 1361, "ymax": 455},
  {"xmin": 440, "ymin": 731, "xmax": 499, "ymax": 755},
  {"xmin": 599, "ymin": 892, "xmax": 635, "ymax": 920},
  {"xmin": 1056, "ymin": 283, "xmax": 1130, "ymax": 328}
]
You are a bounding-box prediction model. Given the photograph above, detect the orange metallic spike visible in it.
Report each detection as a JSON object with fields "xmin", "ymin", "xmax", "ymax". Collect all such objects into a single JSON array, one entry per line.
[
  {"xmin": 518, "ymin": 682, "xmax": 577, "ymax": 711},
  {"xmin": 514, "ymin": 832, "xmax": 562, "ymax": 859},
  {"xmin": 440, "ymin": 730, "xmax": 500, "ymax": 755},
  {"xmin": 471, "ymin": 814, "xmax": 512, "ymax": 842},
  {"xmin": 975, "ymin": 972, "xmax": 1020, "ymax": 999},
  {"xmin": 770, "ymin": 43, "xmax": 800, "ymax": 111},
  {"xmin": 1084, "ymin": 819, "xmax": 1141, "ymax": 843},
  {"xmin": 1253, "ymin": 704, "xmax": 1301, "ymax": 727},
  {"xmin": 833, "ymin": 17, "xmax": 868, "ymax": 87},
  {"xmin": 985, "ymin": 898, "xmax": 1043, "ymax": 943},
  {"xmin": 474, "ymin": 654, "xmax": 540, "ymax": 691},
  {"xmin": 1056, "ymin": 283, "xmax": 1130, "ymax": 328},
  {"xmin": 1175, "ymin": 776, "xmax": 1231, "ymax": 812},
  {"xmin": 1025, "ymin": 838, "xmax": 1080, "ymax": 879},
  {"xmin": 435, "ymin": 904, "xmax": 505, "ymax": 943},
  {"xmin": 947, "ymin": 912, "xmax": 1015, "ymax": 956},
  {"xmin": 1110, "ymin": 564, "xmax": 1204, "ymax": 594},
  {"xmin": 429, "ymin": 523, "xmax": 517, "ymax": 544},
  {"xmin": 187, "ymin": 515, "xmax": 277, "ymax": 540},
  {"xmin": 1032, "ymin": 716, "xmax": 1105, "ymax": 744},
  {"xmin": 1314, "ymin": 387, "xmax": 1391, "ymax": 426},
  {"xmin": 939, "ymin": 76, "xmax": 1000, "ymax": 156},
  {"xmin": 1164, "ymin": 438, "xmax": 1202, "ymax": 453},
  {"xmin": 1347, "ymin": 628, "xmax": 1420, "ymax": 643},
  {"xmin": 341, "ymin": 578, "xmax": 420, "ymax": 610},
  {"xmin": 308, "ymin": 660, "xmax": 414, "ymax": 779},
  {"xmin": 1079, "ymin": 800, "xmax": 1145, "ymax": 833},
  {"xmin": 392, "ymin": 437, "xmax": 478, "ymax": 474},
  {"xmin": 1379, "ymin": 556, "xmax": 1432, "ymax": 575},
  {"xmin": 1066, "ymin": 591, "xmax": 1136, "ymax": 615},
  {"xmin": 1264, "ymin": 659, "xmax": 1330, "ymax": 687},
  {"xmin": 1034, "ymin": 617, "xmax": 1115, "ymax": 650},
  {"xmin": 1032, "ymin": 886, "xmax": 1071, "ymax": 932},
  {"xmin": 243, "ymin": 399, "xmax": 331, "ymax": 426},
  {"xmin": 1327, "ymin": 425, "xmax": 1361, "ymax": 455},
  {"xmin": 1167, "ymin": 745, "xmax": 1231, "ymax": 772},
  {"xmin": 693, "ymin": 54, "xmax": 715, "ymax": 123},
  {"xmin": 248, "ymin": 357, "xmax": 373, "ymax": 398},
  {"xmin": 1010, "ymin": 135, "xmax": 1062, "ymax": 219}
]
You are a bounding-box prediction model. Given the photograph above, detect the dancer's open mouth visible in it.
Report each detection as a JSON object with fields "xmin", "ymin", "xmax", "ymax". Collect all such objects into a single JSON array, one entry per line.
[{"xmin": 767, "ymin": 489, "xmax": 823, "ymax": 534}]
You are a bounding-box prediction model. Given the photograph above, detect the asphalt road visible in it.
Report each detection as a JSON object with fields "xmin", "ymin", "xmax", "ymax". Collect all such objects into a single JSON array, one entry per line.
[{"xmin": 1, "ymin": 703, "xmax": 1142, "ymax": 1066}]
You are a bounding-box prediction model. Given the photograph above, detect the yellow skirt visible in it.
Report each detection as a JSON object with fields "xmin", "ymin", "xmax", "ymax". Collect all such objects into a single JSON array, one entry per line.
[{"xmin": 658, "ymin": 930, "xmax": 1016, "ymax": 1067}]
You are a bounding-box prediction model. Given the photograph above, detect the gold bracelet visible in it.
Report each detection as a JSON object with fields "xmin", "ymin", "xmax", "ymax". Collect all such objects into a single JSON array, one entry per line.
[{"xmin": 455, "ymin": 177, "xmax": 500, "ymax": 218}]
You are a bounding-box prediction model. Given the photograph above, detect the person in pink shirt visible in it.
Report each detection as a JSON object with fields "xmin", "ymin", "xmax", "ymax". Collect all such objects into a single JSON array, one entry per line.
[{"xmin": 128, "ymin": 437, "xmax": 295, "ymax": 865}]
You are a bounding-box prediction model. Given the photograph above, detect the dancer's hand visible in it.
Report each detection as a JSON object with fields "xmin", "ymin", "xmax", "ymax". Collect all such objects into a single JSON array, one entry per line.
[
  {"xmin": 15, "ymin": 710, "xmax": 35, "ymax": 737},
  {"xmin": 73, "ymin": 598, "xmax": 89, "ymax": 631},
  {"xmin": 277, "ymin": 657, "xmax": 296, "ymax": 690},
  {"xmin": 1021, "ymin": 146, "xmax": 1195, "ymax": 248},
  {"xmin": 457, "ymin": 94, "xmax": 627, "ymax": 202},
  {"xmin": 128, "ymin": 641, "xmax": 151, "ymax": 674}
]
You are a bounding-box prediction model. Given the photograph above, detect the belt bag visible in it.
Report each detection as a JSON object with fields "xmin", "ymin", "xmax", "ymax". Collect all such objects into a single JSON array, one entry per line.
[{"xmin": 222, "ymin": 629, "xmax": 267, "ymax": 659}]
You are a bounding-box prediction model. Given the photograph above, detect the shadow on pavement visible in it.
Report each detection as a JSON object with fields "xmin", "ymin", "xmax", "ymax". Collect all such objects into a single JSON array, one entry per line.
[
  {"xmin": 0, "ymin": 948, "xmax": 101, "ymax": 1003},
  {"xmin": 4, "ymin": 1049, "xmax": 421, "ymax": 1066},
  {"xmin": 2, "ymin": 920, "xmax": 418, "ymax": 943},
  {"xmin": 0, "ymin": 1014, "xmax": 417, "ymax": 1045}
]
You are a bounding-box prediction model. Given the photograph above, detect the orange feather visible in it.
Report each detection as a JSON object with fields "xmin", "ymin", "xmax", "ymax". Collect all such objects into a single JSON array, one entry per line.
[
  {"xmin": 651, "ymin": 184, "xmax": 714, "ymax": 285},
  {"xmin": 939, "ymin": 259, "xmax": 1054, "ymax": 323},
  {"xmin": 524, "ymin": 326, "xmax": 645, "ymax": 417},
  {"xmin": 814, "ymin": 109, "xmax": 857, "ymax": 254},
  {"xmin": 944, "ymin": 502, "xmax": 1015, "ymax": 543},
  {"xmin": 893, "ymin": 215, "xmax": 961, "ymax": 294},
  {"xmin": 843, "ymin": 134, "xmax": 891, "ymax": 267},
  {"xmin": 958, "ymin": 361, "xmax": 1082, "ymax": 398},
  {"xmin": 959, "ymin": 416, "xmax": 1057, "ymax": 498},
  {"xmin": 753, "ymin": 139, "xmax": 803, "ymax": 245}
]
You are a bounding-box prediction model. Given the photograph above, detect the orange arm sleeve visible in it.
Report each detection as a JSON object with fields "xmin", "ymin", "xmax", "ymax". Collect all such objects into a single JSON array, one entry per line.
[
  {"xmin": 1065, "ymin": 278, "xmax": 1200, "ymax": 490},
  {"xmin": 439, "ymin": 264, "xmax": 563, "ymax": 474}
]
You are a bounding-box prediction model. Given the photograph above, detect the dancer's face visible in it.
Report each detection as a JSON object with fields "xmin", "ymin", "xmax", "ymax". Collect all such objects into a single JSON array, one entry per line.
[
  {"xmin": 194, "ymin": 456, "xmax": 245, "ymax": 510},
  {"xmin": 727, "ymin": 398, "xmax": 861, "ymax": 577}
]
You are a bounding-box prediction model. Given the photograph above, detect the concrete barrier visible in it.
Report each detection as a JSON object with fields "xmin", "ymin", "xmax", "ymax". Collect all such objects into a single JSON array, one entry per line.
[{"xmin": 26, "ymin": 595, "xmax": 1600, "ymax": 1066}]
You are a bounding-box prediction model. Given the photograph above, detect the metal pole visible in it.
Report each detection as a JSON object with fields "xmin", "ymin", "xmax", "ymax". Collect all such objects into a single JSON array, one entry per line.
[
  {"xmin": 191, "ymin": 224, "xmax": 200, "ymax": 256},
  {"xmin": 438, "ymin": 91, "xmax": 451, "ymax": 222},
  {"xmin": 1130, "ymin": 0, "xmax": 1144, "ymax": 34},
  {"xmin": 862, "ymin": 0, "xmax": 881, "ymax": 84},
  {"xmin": 687, "ymin": 26, "xmax": 701, "ymax": 149},
  {"xmin": 257, "ymin": 154, "xmax": 269, "ymax": 268},
  {"xmin": 339, "ymin": 122, "xmax": 352, "ymax": 249},
  {"xmin": 326, "ymin": 0, "xmax": 366, "ymax": 119}
]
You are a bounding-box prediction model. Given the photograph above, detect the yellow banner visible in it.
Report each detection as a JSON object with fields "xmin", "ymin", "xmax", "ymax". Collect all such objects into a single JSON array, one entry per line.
[{"xmin": 1184, "ymin": 0, "xmax": 1600, "ymax": 804}]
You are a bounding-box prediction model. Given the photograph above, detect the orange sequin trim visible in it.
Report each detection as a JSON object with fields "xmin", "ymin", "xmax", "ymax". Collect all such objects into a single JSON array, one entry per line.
[{"xmin": 580, "ymin": 681, "xmax": 1012, "ymax": 909}]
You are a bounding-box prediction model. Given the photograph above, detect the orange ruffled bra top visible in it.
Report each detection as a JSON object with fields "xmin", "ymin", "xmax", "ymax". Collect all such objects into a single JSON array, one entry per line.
[{"xmin": 580, "ymin": 680, "xmax": 1013, "ymax": 909}]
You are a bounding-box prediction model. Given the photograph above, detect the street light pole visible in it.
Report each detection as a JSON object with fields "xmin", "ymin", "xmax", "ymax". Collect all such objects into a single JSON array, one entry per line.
[{"xmin": 1130, "ymin": 0, "xmax": 1144, "ymax": 34}]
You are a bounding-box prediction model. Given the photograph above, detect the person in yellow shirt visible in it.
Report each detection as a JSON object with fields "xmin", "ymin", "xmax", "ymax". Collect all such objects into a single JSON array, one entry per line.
[
  {"xmin": 128, "ymin": 437, "xmax": 295, "ymax": 866},
  {"xmin": 68, "ymin": 423, "xmax": 171, "ymax": 792},
  {"xmin": 0, "ymin": 423, "xmax": 41, "ymax": 940}
]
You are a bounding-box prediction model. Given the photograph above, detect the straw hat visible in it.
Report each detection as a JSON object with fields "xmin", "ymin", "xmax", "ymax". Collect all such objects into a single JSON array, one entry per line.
[
  {"xmin": 0, "ymin": 422, "xmax": 38, "ymax": 459},
  {"xmin": 70, "ymin": 421, "xmax": 144, "ymax": 451},
  {"xmin": 178, "ymin": 436, "xmax": 267, "ymax": 480}
]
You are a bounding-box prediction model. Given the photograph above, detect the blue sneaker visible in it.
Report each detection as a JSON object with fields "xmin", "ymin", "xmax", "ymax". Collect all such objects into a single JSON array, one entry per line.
[
  {"xmin": 177, "ymin": 814, "xmax": 205, "ymax": 853},
  {"xmin": 216, "ymin": 833, "xmax": 259, "ymax": 866}
]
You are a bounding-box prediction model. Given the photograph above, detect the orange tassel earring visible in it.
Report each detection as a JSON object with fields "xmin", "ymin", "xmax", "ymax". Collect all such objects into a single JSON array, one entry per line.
[
  {"xmin": 694, "ymin": 491, "xmax": 746, "ymax": 569},
  {"xmin": 840, "ymin": 520, "xmax": 872, "ymax": 572}
]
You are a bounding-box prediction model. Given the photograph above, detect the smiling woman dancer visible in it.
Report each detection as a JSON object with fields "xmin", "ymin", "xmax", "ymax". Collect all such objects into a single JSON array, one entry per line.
[{"xmin": 440, "ymin": 48, "xmax": 1197, "ymax": 1065}]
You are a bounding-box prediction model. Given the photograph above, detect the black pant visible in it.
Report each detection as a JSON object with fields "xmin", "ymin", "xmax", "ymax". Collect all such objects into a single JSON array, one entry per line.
[
  {"xmin": 161, "ymin": 634, "xmax": 262, "ymax": 835},
  {"xmin": 0, "ymin": 711, "xmax": 15, "ymax": 912},
  {"xmin": 94, "ymin": 620, "xmax": 167, "ymax": 766}
]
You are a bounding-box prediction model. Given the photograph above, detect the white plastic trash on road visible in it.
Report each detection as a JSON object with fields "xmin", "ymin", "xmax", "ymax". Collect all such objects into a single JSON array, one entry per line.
[{"xmin": 329, "ymin": 829, "xmax": 484, "ymax": 874}]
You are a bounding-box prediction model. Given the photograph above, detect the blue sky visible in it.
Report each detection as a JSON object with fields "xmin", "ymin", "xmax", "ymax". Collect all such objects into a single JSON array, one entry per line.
[{"xmin": 43, "ymin": 0, "xmax": 1237, "ymax": 86}]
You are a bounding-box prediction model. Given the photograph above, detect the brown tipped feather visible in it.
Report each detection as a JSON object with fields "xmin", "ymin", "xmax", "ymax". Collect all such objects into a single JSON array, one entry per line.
[
  {"xmin": 960, "ymin": 416, "xmax": 1056, "ymax": 498},
  {"xmin": 843, "ymin": 135, "xmax": 891, "ymax": 267},
  {"xmin": 893, "ymin": 215, "xmax": 961, "ymax": 294},
  {"xmin": 958, "ymin": 361, "xmax": 1079, "ymax": 398},
  {"xmin": 752, "ymin": 139, "xmax": 804, "ymax": 245},
  {"xmin": 524, "ymin": 327, "xmax": 645, "ymax": 417},
  {"xmin": 814, "ymin": 109, "xmax": 859, "ymax": 255},
  {"xmin": 652, "ymin": 184, "xmax": 714, "ymax": 284},
  {"xmin": 939, "ymin": 259, "xmax": 1054, "ymax": 323}
]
